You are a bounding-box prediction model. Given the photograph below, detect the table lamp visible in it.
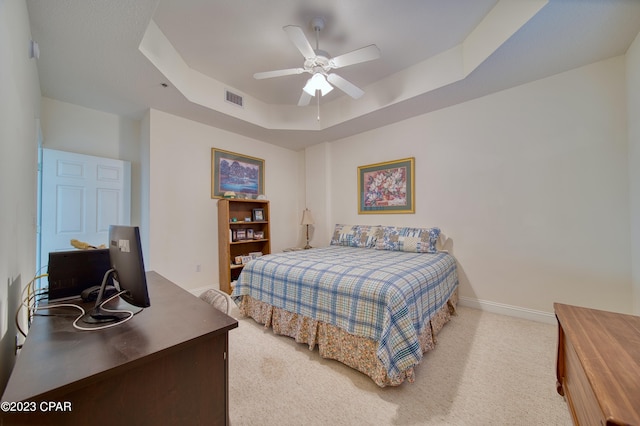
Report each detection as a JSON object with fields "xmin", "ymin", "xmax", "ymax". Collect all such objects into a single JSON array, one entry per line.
[{"xmin": 301, "ymin": 209, "xmax": 315, "ymax": 249}]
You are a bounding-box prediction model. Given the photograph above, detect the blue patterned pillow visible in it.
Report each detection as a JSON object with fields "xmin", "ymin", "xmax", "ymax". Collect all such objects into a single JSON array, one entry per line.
[
  {"xmin": 376, "ymin": 226, "xmax": 440, "ymax": 253},
  {"xmin": 351, "ymin": 225, "xmax": 382, "ymax": 248},
  {"xmin": 330, "ymin": 224, "xmax": 355, "ymax": 246},
  {"xmin": 330, "ymin": 224, "xmax": 381, "ymax": 248}
]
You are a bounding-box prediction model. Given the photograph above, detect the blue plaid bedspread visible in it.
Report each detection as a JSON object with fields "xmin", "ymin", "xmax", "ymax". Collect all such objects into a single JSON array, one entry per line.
[{"xmin": 232, "ymin": 246, "xmax": 458, "ymax": 380}]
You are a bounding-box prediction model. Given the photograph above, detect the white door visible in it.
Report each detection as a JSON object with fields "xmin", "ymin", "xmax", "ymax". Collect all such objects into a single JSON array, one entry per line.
[{"xmin": 39, "ymin": 149, "xmax": 131, "ymax": 270}]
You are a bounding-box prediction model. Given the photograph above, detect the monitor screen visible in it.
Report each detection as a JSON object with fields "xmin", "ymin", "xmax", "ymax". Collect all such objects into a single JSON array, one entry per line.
[
  {"xmin": 81, "ymin": 225, "xmax": 150, "ymax": 326},
  {"xmin": 47, "ymin": 248, "xmax": 112, "ymax": 301}
]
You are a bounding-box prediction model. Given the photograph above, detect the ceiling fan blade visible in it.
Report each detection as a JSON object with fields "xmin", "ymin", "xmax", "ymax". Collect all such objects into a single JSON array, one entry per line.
[
  {"xmin": 283, "ymin": 25, "xmax": 316, "ymax": 59},
  {"xmin": 329, "ymin": 44, "xmax": 381, "ymax": 69},
  {"xmin": 298, "ymin": 90, "xmax": 312, "ymax": 106},
  {"xmin": 327, "ymin": 73, "xmax": 364, "ymax": 99},
  {"xmin": 253, "ymin": 68, "xmax": 305, "ymax": 80}
]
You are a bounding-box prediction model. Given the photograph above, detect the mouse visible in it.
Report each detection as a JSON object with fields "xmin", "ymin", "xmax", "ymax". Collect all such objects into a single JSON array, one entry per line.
[{"xmin": 81, "ymin": 284, "xmax": 118, "ymax": 302}]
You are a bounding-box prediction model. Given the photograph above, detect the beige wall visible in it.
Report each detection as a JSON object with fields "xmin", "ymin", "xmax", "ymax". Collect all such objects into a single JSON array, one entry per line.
[
  {"xmin": 304, "ymin": 142, "xmax": 332, "ymax": 247},
  {"xmin": 0, "ymin": 0, "xmax": 41, "ymax": 393},
  {"xmin": 34, "ymin": 53, "xmax": 636, "ymax": 319},
  {"xmin": 628, "ymin": 32, "xmax": 640, "ymax": 314},
  {"xmin": 147, "ymin": 110, "xmax": 305, "ymax": 292},
  {"xmin": 308, "ymin": 56, "xmax": 632, "ymax": 319},
  {"xmin": 11, "ymin": 25, "xmax": 638, "ymax": 370},
  {"xmin": 4, "ymin": 0, "xmax": 637, "ymax": 399},
  {"xmin": 35, "ymin": 100, "xmax": 307, "ymax": 295}
]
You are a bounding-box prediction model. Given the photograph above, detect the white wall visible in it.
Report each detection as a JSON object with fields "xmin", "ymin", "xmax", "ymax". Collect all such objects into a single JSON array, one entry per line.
[
  {"xmin": 29, "ymin": 54, "xmax": 638, "ymax": 323},
  {"xmin": 147, "ymin": 110, "xmax": 305, "ymax": 292},
  {"xmin": 35, "ymin": 100, "xmax": 307, "ymax": 294},
  {"xmin": 19, "ymin": 24, "xmax": 639, "ymax": 338},
  {"xmin": 0, "ymin": 0, "xmax": 41, "ymax": 393},
  {"xmin": 139, "ymin": 111, "xmax": 151, "ymax": 260},
  {"xmin": 40, "ymin": 97, "xmax": 143, "ymax": 225},
  {"xmin": 304, "ymin": 142, "xmax": 332, "ymax": 248},
  {"xmin": 628, "ymin": 32, "xmax": 640, "ymax": 315},
  {"xmin": 309, "ymin": 56, "xmax": 632, "ymax": 317}
]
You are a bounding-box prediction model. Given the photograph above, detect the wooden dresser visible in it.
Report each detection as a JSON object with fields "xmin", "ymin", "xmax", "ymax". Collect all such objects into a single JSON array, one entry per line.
[
  {"xmin": 1, "ymin": 272, "xmax": 238, "ymax": 425},
  {"xmin": 554, "ymin": 303, "xmax": 640, "ymax": 426}
]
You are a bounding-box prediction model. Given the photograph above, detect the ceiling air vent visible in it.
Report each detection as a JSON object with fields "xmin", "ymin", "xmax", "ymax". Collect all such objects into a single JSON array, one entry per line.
[{"xmin": 225, "ymin": 90, "xmax": 243, "ymax": 107}]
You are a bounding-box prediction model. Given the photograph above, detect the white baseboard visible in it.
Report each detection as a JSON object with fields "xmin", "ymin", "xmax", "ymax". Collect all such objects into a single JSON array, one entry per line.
[{"xmin": 458, "ymin": 296, "xmax": 556, "ymax": 325}]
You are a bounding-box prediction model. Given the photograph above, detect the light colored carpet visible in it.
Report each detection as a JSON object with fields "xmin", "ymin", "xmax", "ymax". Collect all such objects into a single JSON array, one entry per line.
[{"xmin": 227, "ymin": 304, "xmax": 573, "ymax": 426}]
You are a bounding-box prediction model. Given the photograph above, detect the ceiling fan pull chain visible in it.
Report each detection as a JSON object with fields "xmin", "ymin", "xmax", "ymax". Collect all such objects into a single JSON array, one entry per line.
[{"xmin": 317, "ymin": 91, "xmax": 321, "ymax": 121}]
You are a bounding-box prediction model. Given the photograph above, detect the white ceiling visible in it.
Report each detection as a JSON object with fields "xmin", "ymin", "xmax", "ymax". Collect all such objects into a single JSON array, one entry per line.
[{"xmin": 27, "ymin": 0, "xmax": 640, "ymax": 151}]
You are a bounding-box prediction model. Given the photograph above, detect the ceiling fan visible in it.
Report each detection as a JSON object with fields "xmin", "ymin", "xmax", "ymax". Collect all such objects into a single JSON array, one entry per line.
[{"xmin": 253, "ymin": 17, "xmax": 381, "ymax": 107}]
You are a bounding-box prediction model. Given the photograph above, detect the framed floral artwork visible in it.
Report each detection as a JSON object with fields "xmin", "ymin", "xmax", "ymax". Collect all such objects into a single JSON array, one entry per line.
[
  {"xmin": 358, "ymin": 157, "xmax": 415, "ymax": 214},
  {"xmin": 211, "ymin": 148, "xmax": 264, "ymax": 199}
]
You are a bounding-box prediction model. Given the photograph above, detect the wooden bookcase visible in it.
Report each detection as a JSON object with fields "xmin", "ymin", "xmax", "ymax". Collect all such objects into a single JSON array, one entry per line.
[{"xmin": 217, "ymin": 199, "xmax": 271, "ymax": 294}]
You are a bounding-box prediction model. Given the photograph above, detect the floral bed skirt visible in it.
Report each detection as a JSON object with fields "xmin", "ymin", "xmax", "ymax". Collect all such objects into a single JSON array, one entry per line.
[{"xmin": 237, "ymin": 288, "xmax": 458, "ymax": 387}]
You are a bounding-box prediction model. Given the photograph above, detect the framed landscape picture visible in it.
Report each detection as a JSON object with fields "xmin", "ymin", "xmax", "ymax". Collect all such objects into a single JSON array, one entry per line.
[
  {"xmin": 211, "ymin": 148, "xmax": 264, "ymax": 199},
  {"xmin": 358, "ymin": 157, "xmax": 415, "ymax": 214}
]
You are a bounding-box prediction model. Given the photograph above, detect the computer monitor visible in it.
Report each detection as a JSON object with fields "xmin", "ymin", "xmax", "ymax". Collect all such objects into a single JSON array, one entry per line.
[
  {"xmin": 47, "ymin": 248, "xmax": 112, "ymax": 301},
  {"xmin": 81, "ymin": 225, "xmax": 150, "ymax": 325}
]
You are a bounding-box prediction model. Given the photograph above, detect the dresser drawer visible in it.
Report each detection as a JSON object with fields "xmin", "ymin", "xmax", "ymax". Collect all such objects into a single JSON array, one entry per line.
[
  {"xmin": 562, "ymin": 337, "xmax": 605, "ymax": 425},
  {"xmin": 555, "ymin": 303, "xmax": 640, "ymax": 426}
]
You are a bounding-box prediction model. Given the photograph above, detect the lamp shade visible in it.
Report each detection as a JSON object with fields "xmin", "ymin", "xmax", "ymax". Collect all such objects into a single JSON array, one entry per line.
[
  {"xmin": 303, "ymin": 73, "xmax": 334, "ymax": 97},
  {"xmin": 301, "ymin": 208, "xmax": 315, "ymax": 225}
]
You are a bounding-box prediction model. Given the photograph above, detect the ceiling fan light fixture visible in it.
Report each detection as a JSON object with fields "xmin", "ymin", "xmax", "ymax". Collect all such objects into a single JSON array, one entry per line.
[
  {"xmin": 256, "ymin": 18, "xmax": 379, "ymax": 106},
  {"xmin": 303, "ymin": 73, "xmax": 333, "ymax": 96}
]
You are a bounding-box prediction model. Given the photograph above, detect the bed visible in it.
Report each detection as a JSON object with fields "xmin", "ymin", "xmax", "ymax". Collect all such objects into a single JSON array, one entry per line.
[{"xmin": 231, "ymin": 224, "xmax": 459, "ymax": 387}]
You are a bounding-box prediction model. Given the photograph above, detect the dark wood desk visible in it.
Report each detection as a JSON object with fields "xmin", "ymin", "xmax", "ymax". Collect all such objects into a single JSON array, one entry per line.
[
  {"xmin": 1, "ymin": 272, "xmax": 237, "ymax": 425},
  {"xmin": 555, "ymin": 303, "xmax": 640, "ymax": 426}
]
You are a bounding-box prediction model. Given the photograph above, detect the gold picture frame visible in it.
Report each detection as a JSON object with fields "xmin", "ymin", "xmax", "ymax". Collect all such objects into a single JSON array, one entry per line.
[
  {"xmin": 358, "ymin": 157, "xmax": 415, "ymax": 214},
  {"xmin": 211, "ymin": 148, "xmax": 264, "ymax": 199}
]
